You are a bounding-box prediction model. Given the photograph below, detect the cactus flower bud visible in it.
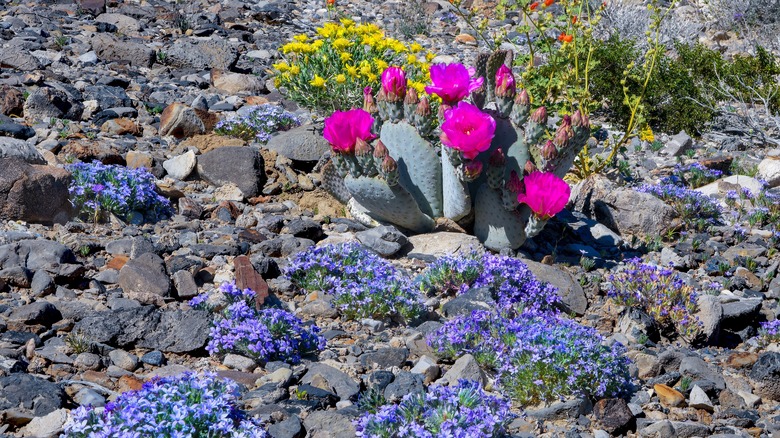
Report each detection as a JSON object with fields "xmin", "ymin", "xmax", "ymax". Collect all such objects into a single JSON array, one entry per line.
[
  {"xmin": 462, "ymin": 159, "xmax": 483, "ymax": 181},
  {"xmin": 524, "ymin": 160, "xmax": 537, "ymax": 175},
  {"xmin": 363, "ymin": 87, "xmax": 378, "ymax": 114},
  {"xmin": 541, "ymin": 140, "xmax": 557, "ymax": 160},
  {"xmin": 505, "ymin": 170, "xmax": 523, "ymax": 193},
  {"xmin": 375, "ymin": 87, "xmax": 388, "ymax": 103},
  {"xmin": 530, "ymin": 106, "xmax": 548, "ymax": 125},
  {"xmin": 354, "ymin": 137, "xmax": 372, "ymax": 157},
  {"xmin": 380, "ymin": 66, "xmax": 407, "ymax": 102},
  {"xmin": 516, "ymin": 89, "xmax": 530, "ymax": 107},
  {"xmin": 489, "ymin": 148, "xmax": 506, "ymax": 167},
  {"xmin": 381, "ymin": 155, "xmax": 397, "ymax": 173},
  {"xmin": 416, "ymin": 96, "xmax": 432, "ymax": 117},
  {"xmin": 553, "ymin": 125, "xmax": 572, "ymax": 149},
  {"xmin": 571, "ymin": 110, "xmax": 583, "ymax": 128},
  {"xmin": 404, "ymin": 87, "xmax": 420, "ymax": 106},
  {"xmin": 494, "ymin": 64, "xmax": 516, "ymax": 98},
  {"xmin": 373, "ymin": 140, "xmax": 388, "ymax": 160}
]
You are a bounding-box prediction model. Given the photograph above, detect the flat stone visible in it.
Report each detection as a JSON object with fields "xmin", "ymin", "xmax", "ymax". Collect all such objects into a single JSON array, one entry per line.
[
  {"xmin": 594, "ymin": 398, "xmax": 635, "ymax": 435},
  {"xmin": 20, "ymin": 408, "xmax": 68, "ymax": 438},
  {"xmin": 264, "ymin": 125, "xmax": 330, "ymax": 162},
  {"xmin": 440, "ymin": 353, "xmax": 485, "ymax": 386},
  {"xmin": 197, "ymin": 146, "xmax": 266, "ymax": 198},
  {"xmin": 404, "ymin": 232, "xmax": 483, "ymax": 259},
  {"xmin": 524, "ymin": 259, "xmax": 587, "ymax": 315},
  {"xmin": 662, "ymin": 131, "xmax": 693, "ymax": 156},
  {"xmin": 360, "ymin": 347, "xmax": 409, "ymax": 369},
  {"xmin": 0, "ymin": 137, "xmax": 44, "ymax": 164},
  {"xmin": 302, "ymin": 363, "xmax": 359, "ymax": 401}
]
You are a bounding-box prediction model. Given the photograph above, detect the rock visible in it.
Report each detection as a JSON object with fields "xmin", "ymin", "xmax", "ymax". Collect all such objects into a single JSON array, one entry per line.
[
  {"xmin": 83, "ymin": 85, "xmax": 132, "ymax": 110},
  {"xmin": 223, "ymin": 354, "xmax": 257, "ymax": 372},
  {"xmin": 410, "ymin": 355, "xmax": 439, "ymax": 384},
  {"xmin": 0, "ymin": 159, "xmax": 74, "ymax": 225},
  {"xmin": 634, "ymin": 352, "xmax": 662, "ymax": 380},
  {"xmin": 211, "ymin": 70, "xmax": 265, "ymax": 94},
  {"xmin": 23, "ymin": 88, "xmax": 83, "ymax": 122},
  {"xmin": 688, "ymin": 385, "xmax": 714, "ymax": 412},
  {"xmin": 302, "ymin": 411, "xmax": 356, "ymax": 438},
  {"xmin": 1, "ymin": 85, "xmax": 25, "ymax": 116},
  {"xmin": 594, "ymin": 398, "xmax": 635, "ymax": 435},
  {"xmin": 679, "ymin": 356, "xmax": 725, "ymax": 390},
  {"xmin": 669, "ymin": 421, "xmax": 710, "ymax": 437},
  {"xmin": 267, "ymin": 415, "xmax": 302, "ymax": 438},
  {"xmin": 163, "ymin": 150, "xmax": 196, "ymax": 180},
  {"xmin": 101, "ymin": 118, "xmax": 140, "ymax": 136},
  {"xmin": 118, "ymin": 253, "xmax": 170, "ymax": 305},
  {"xmin": 441, "ymin": 354, "xmax": 486, "ymax": 386},
  {"xmin": 74, "ymin": 352, "xmax": 102, "ymax": 370},
  {"xmin": 696, "ymin": 175, "xmax": 765, "ymax": 200},
  {"xmin": 108, "ymin": 349, "xmax": 138, "ymax": 371},
  {"xmin": 0, "ymin": 240, "xmax": 80, "ymax": 279},
  {"xmin": 441, "ymin": 287, "xmax": 495, "ymax": 317},
  {"xmin": 569, "ymin": 175, "xmax": 680, "ymax": 238},
  {"xmin": 140, "ymin": 350, "xmax": 165, "ymax": 366},
  {"xmin": 197, "ymin": 147, "xmax": 266, "ymax": 198},
  {"xmin": 757, "ymin": 155, "xmax": 780, "ymax": 188},
  {"xmin": 20, "ymin": 408, "xmax": 67, "ymax": 438},
  {"xmin": 0, "ymin": 137, "xmax": 45, "ymax": 164},
  {"xmin": 9, "ymin": 301, "xmax": 62, "ymax": 327},
  {"xmin": 31, "ymin": 270, "xmax": 55, "ymax": 297},
  {"xmin": 662, "ymin": 131, "xmax": 693, "ymax": 156},
  {"xmin": 0, "ymin": 48, "xmax": 42, "ymax": 71},
  {"xmin": 166, "ymin": 39, "xmax": 239, "ymax": 70},
  {"xmin": 356, "ymin": 225, "xmax": 408, "ymax": 257},
  {"xmin": 360, "ymin": 348, "xmax": 409, "ymax": 369},
  {"xmin": 0, "ymin": 115, "xmax": 35, "ymax": 139},
  {"xmin": 95, "ymin": 13, "xmax": 141, "ymax": 34},
  {"xmin": 638, "ymin": 420, "xmax": 675, "ymax": 438},
  {"xmin": 694, "ymin": 294, "xmax": 722, "ymax": 346},
  {"xmin": 234, "ymin": 255, "xmax": 269, "ymax": 305},
  {"xmin": 172, "ymin": 270, "xmax": 199, "ymax": 299},
  {"xmin": 213, "ymin": 183, "xmax": 245, "ymax": 202},
  {"xmin": 525, "ymin": 397, "xmax": 591, "ymax": 420},
  {"xmin": 654, "ymin": 384, "xmax": 685, "ymax": 407},
  {"xmin": 726, "ymin": 352, "xmax": 758, "ymax": 369},
  {"xmin": 384, "ymin": 371, "xmax": 424, "ymax": 402},
  {"xmin": 137, "ymin": 309, "xmax": 211, "ymax": 353},
  {"xmin": 91, "ymin": 33, "xmax": 155, "ymax": 67},
  {"xmin": 748, "ymin": 352, "xmax": 780, "ymax": 401},
  {"xmin": 73, "ymin": 388, "xmax": 105, "ymax": 408},
  {"xmin": 0, "ymin": 373, "xmax": 65, "ymax": 417},
  {"xmin": 159, "ymin": 103, "xmax": 207, "ymax": 138},
  {"xmin": 721, "ymin": 298, "xmax": 762, "ymax": 324},
  {"xmin": 405, "ymin": 232, "xmax": 483, "ymax": 258},
  {"xmin": 264, "ymin": 126, "xmax": 330, "ymax": 162},
  {"xmin": 524, "ymin": 259, "xmax": 587, "ymax": 316},
  {"xmin": 302, "ymin": 363, "xmax": 360, "ymax": 401}
]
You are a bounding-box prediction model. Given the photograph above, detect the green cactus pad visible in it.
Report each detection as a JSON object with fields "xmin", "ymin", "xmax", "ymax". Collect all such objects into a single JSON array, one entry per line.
[
  {"xmin": 344, "ymin": 175, "xmax": 435, "ymax": 233},
  {"xmin": 473, "ymin": 183, "xmax": 531, "ymax": 251},
  {"xmin": 490, "ymin": 117, "xmax": 529, "ymax": 182},
  {"xmin": 321, "ymin": 160, "xmax": 354, "ymax": 205},
  {"xmin": 380, "ymin": 121, "xmax": 443, "ymax": 217},
  {"xmin": 442, "ymin": 148, "xmax": 471, "ymax": 221}
]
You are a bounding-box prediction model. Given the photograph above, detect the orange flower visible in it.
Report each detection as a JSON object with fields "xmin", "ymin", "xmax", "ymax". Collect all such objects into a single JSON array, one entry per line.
[
  {"xmin": 327, "ymin": 0, "xmax": 335, "ymax": 5},
  {"xmin": 544, "ymin": 0, "xmax": 554, "ymax": 6},
  {"xmin": 558, "ymin": 33, "xmax": 573, "ymax": 43},
  {"xmin": 572, "ymin": 16, "xmax": 578, "ymax": 23},
  {"xmin": 529, "ymin": 1, "xmax": 539, "ymax": 10}
]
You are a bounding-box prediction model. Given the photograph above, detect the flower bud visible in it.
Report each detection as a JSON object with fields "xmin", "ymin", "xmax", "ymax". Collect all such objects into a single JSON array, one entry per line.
[
  {"xmin": 489, "ymin": 148, "xmax": 506, "ymax": 167},
  {"xmin": 363, "ymin": 88, "xmax": 378, "ymax": 114},
  {"xmin": 416, "ymin": 96, "xmax": 432, "ymax": 117},
  {"xmin": 373, "ymin": 140, "xmax": 388, "ymax": 160},
  {"xmin": 530, "ymin": 106, "xmax": 547, "ymax": 125},
  {"xmin": 463, "ymin": 159, "xmax": 483, "ymax": 181},
  {"xmin": 541, "ymin": 140, "xmax": 557, "ymax": 161},
  {"xmin": 524, "ymin": 160, "xmax": 537, "ymax": 175},
  {"xmin": 354, "ymin": 137, "xmax": 372, "ymax": 157},
  {"xmin": 505, "ymin": 170, "xmax": 523, "ymax": 193},
  {"xmin": 404, "ymin": 87, "xmax": 420, "ymax": 106},
  {"xmin": 515, "ymin": 89, "xmax": 530, "ymax": 107},
  {"xmin": 494, "ymin": 65, "xmax": 516, "ymax": 98},
  {"xmin": 376, "ymin": 87, "xmax": 388, "ymax": 103},
  {"xmin": 381, "ymin": 155, "xmax": 397, "ymax": 173},
  {"xmin": 381, "ymin": 66, "xmax": 407, "ymax": 102},
  {"xmin": 571, "ymin": 110, "xmax": 583, "ymax": 128},
  {"xmin": 553, "ymin": 124, "xmax": 572, "ymax": 149}
]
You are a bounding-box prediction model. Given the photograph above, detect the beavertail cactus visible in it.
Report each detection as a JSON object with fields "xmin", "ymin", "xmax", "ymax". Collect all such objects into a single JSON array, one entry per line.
[{"xmin": 322, "ymin": 51, "xmax": 590, "ymax": 251}]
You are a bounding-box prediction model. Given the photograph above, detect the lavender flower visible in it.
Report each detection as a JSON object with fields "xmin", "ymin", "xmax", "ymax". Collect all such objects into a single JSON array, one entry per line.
[
  {"xmin": 68, "ymin": 162, "xmax": 173, "ymax": 223},
  {"xmin": 355, "ymin": 380, "xmax": 514, "ymax": 438},
  {"xmin": 61, "ymin": 372, "xmax": 266, "ymax": 438},
  {"xmin": 636, "ymin": 182, "xmax": 721, "ymax": 230},
  {"xmin": 215, "ymin": 104, "xmax": 300, "ymax": 143},
  {"xmin": 758, "ymin": 320, "xmax": 780, "ymax": 347},
  {"xmin": 660, "ymin": 162, "xmax": 723, "ymax": 189}
]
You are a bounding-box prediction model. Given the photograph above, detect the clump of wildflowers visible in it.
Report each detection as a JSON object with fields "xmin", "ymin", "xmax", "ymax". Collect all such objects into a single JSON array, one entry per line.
[
  {"xmin": 61, "ymin": 372, "xmax": 266, "ymax": 438},
  {"xmin": 68, "ymin": 162, "xmax": 173, "ymax": 223},
  {"xmin": 607, "ymin": 258, "xmax": 704, "ymax": 341},
  {"xmin": 637, "ymin": 182, "xmax": 721, "ymax": 231},
  {"xmin": 190, "ymin": 282, "xmax": 325, "ymax": 364},
  {"xmin": 214, "ymin": 104, "xmax": 300, "ymax": 143},
  {"xmin": 416, "ymin": 252, "xmax": 560, "ymax": 312},
  {"xmin": 660, "ymin": 162, "xmax": 723, "ymax": 189},
  {"xmin": 273, "ymin": 19, "xmax": 434, "ymax": 113},
  {"xmin": 286, "ymin": 242, "xmax": 425, "ymax": 322},
  {"xmin": 354, "ymin": 380, "xmax": 514, "ymax": 438},
  {"xmin": 758, "ymin": 320, "xmax": 780, "ymax": 347},
  {"xmin": 429, "ymin": 310, "xmax": 631, "ymax": 405}
]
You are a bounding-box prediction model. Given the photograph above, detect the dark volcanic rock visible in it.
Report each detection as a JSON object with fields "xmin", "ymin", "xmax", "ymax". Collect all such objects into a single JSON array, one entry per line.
[
  {"xmin": 594, "ymin": 398, "xmax": 635, "ymax": 435},
  {"xmin": 0, "ymin": 374, "xmax": 65, "ymax": 417},
  {"xmin": 197, "ymin": 147, "xmax": 266, "ymax": 198},
  {"xmin": 118, "ymin": 253, "xmax": 170, "ymax": 305},
  {"xmin": 749, "ymin": 352, "xmax": 780, "ymax": 401},
  {"xmin": 0, "ymin": 159, "xmax": 74, "ymax": 225}
]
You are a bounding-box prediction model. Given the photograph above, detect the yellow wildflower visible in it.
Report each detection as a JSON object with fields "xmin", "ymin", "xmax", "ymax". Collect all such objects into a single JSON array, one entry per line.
[
  {"xmin": 426, "ymin": 52, "xmax": 435, "ymax": 62},
  {"xmin": 410, "ymin": 43, "xmax": 423, "ymax": 53},
  {"xmin": 340, "ymin": 52, "xmax": 352, "ymax": 62},
  {"xmin": 359, "ymin": 61, "xmax": 372, "ymax": 76},
  {"xmin": 345, "ymin": 64, "xmax": 359, "ymax": 77},
  {"xmin": 293, "ymin": 34, "xmax": 308, "ymax": 42},
  {"xmin": 310, "ymin": 75, "xmax": 326, "ymax": 87},
  {"xmin": 374, "ymin": 58, "xmax": 388, "ymax": 72},
  {"xmin": 281, "ymin": 42, "xmax": 301, "ymax": 54},
  {"xmin": 409, "ymin": 81, "xmax": 425, "ymax": 94},
  {"xmin": 272, "ymin": 61, "xmax": 290, "ymax": 72},
  {"xmin": 366, "ymin": 73, "xmax": 377, "ymax": 82},
  {"xmin": 317, "ymin": 23, "xmax": 339, "ymax": 38},
  {"xmin": 289, "ymin": 65, "xmax": 300, "ymax": 75},
  {"xmin": 311, "ymin": 40, "xmax": 324, "ymax": 50},
  {"xmin": 639, "ymin": 125, "xmax": 654, "ymax": 142},
  {"xmin": 340, "ymin": 18, "xmax": 355, "ymax": 27},
  {"xmin": 332, "ymin": 37, "xmax": 351, "ymax": 50},
  {"xmin": 335, "ymin": 74, "xmax": 347, "ymax": 84},
  {"xmin": 361, "ymin": 35, "xmax": 379, "ymax": 46},
  {"xmin": 406, "ymin": 54, "xmax": 417, "ymax": 64}
]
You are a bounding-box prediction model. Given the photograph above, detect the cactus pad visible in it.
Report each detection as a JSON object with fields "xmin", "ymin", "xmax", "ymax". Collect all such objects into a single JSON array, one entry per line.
[
  {"xmin": 344, "ymin": 175, "xmax": 435, "ymax": 233},
  {"xmin": 473, "ymin": 183, "xmax": 530, "ymax": 251}
]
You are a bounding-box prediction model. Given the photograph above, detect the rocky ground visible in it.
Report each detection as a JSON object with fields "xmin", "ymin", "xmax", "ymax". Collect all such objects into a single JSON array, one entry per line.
[{"xmin": 2, "ymin": 0, "xmax": 780, "ymax": 437}]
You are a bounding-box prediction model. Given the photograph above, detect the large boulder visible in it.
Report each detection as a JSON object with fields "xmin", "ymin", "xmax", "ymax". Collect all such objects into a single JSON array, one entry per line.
[
  {"xmin": 757, "ymin": 152, "xmax": 780, "ymax": 188},
  {"xmin": 23, "ymin": 88, "xmax": 83, "ymax": 122},
  {"xmin": 165, "ymin": 39, "xmax": 239, "ymax": 70},
  {"xmin": 197, "ymin": 146, "xmax": 266, "ymax": 198},
  {"xmin": 90, "ymin": 33, "xmax": 155, "ymax": 67},
  {"xmin": 0, "ymin": 137, "xmax": 45, "ymax": 164},
  {"xmin": 0, "ymin": 158, "xmax": 74, "ymax": 225},
  {"xmin": 569, "ymin": 174, "xmax": 680, "ymax": 238},
  {"xmin": 524, "ymin": 259, "xmax": 588, "ymax": 316}
]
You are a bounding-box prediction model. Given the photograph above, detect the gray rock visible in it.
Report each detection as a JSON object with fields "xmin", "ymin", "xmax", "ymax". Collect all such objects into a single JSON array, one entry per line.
[
  {"xmin": 264, "ymin": 125, "xmax": 330, "ymax": 162},
  {"xmin": 73, "ymin": 388, "xmax": 105, "ymax": 408},
  {"xmin": 108, "ymin": 349, "xmax": 138, "ymax": 371},
  {"xmin": 594, "ymin": 398, "xmax": 634, "ymax": 435},
  {"xmin": 670, "ymin": 421, "xmax": 710, "ymax": 438},
  {"xmin": 172, "ymin": 270, "xmax": 199, "ymax": 299},
  {"xmin": 267, "ymin": 415, "xmax": 302, "ymax": 438},
  {"xmin": 197, "ymin": 147, "xmax": 266, "ymax": 198},
  {"xmin": 130, "ymin": 237, "xmax": 155, "ymax": 259},
  {"xmin": 0, "ymin": 159, "xmax": 74, "ymax": 225},
  {"xmin": 166, "ymin": 39, "xmax": 238, "ymax": 70},
  {"xmin": 405, "ymin": 232, "xmax": 483, "ymax": 258},
  {"xmin": 118, "ymin": 253, "xmax": 170, "ymax": 305},
  {"xmin": 360, "ymin": 348, "xmax": 409, "ymax": 369},
  {"xmin": 19, "ymin": 408, "xmax": 68, "ymax": 438},
  {"xmin": 95, "ymin": 13, "xmax": 141, "ymax": 34},
  {"xmin": 163, "ymin": 150, "xmax": 196, "ymax": 180},
  {"xmin": 441, "ymin": 354, "xmax": 485, "ymax": 386},
  {"xmin": 137, "ymin": 309, "xmax": 211, "ymax": 353},
  {"xmin": 694, "ymin": 295, "xmax": 722, "ymax": 346},
  {"xmin": 0, "ymin": 137, "xmax": 44, "ymax": 163},
  {"xmin": 302, "ymin": 411, "xmax": 356, "ymax": 438},
  {"xmin": 302, "ymin": 363, "xmax": 360, "ymax": 401},
  {"xmin": 74, "ymin": 352, "xmax": 102, "ymax": 370},
  {"xmin": 384, "ymin": 371, "xmax": 424, "ymax": 403},
  {"xmin": 91, "ymin": 33, "xmax": 155, "ymax": 67},
  {"xmin": 223, "ymin": 354, "xmax": 257, "ymax": 372},
  {"xmin": 410, "ymin": 355, "xmax": 439, "ymax": 384},
  {"xmin": 688, "ymin": 385, "xmax": 714, "ymax": 412},
  {"xmin": 281, "ymin": 218, "xmax": 323, "ymax": 241},
  {"xmin": 0, "ymin": 115, "xmax": 35, "ymax": 139},
  {"xmin": 356, "ymin": 225, "xmax": 408, "ymax": 257},
  {"xmin": 441, "ymin": 287, "xmax": 495, "ymax": 317},
  {"xmin": 662, "ymin": 131, "xmax": 693, "ymax": 156},
  {"xmin": 0, "ymin": 48, "xmax": 41, "ymax": 71},
  {"xmin": 0, "ymin": 373, "xmax": 65, "ymax": 416},
  {"xmin": 524, "ymin": 259, "xmax": 587, "ymax": 316},
  {"xmin": 757, "ymin": 156, "xmax": 780, "ymax": 188},
  {"xmin": 638, "ymin": 420, "xmax": 676, "ymax": 438},
  {"xmin": 141, "ymin": 350, "xmax": 165, "ymax": 366},
  {"xmin": 526, "ymin": 397, "xmax": 592, "ymax": 420},
  {"xmin": 83, "ymin": 85, "xmax": 132, "ymax": 111},
  {"xmin": 679, "ymin": 356, "xmax": 725, "ymax": 390},
  {"xmin": 748, "ymin": 352, "xmax": 780, "ymax": 401},
  {"xmin": 9, "ymin": 301, "xmax": 62, "ymax": 327},
  {"xmin": 0, "ymin": 239, "xmax": 80, "ymax": 276},
  {"xmin": 721, "ymin": 298, "xmax": 762, "ymax": 322},
  {"xmin": 23, "ymin": 88, "xmax": 83, "ymax": 122},
  {"xmin": 31, "ymin": 270, "xmax": 55, "ymax": 297}
]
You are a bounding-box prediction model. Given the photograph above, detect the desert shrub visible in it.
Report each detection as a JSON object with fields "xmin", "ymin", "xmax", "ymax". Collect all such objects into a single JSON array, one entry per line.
[{"xmin": 214, "ymin": 104, "xmax": 300, "ymax": 143}]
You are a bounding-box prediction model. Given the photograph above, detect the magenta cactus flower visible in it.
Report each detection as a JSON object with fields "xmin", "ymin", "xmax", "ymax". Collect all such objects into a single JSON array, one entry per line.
[
  {"xmin": 517, "ymin": 171, "xmax": 570, "ymax": 220},
  {"xmin": 440, "ymin": 102, "xmax": 496, "ymax": 160},
  {"xmin": 323, "ymin": 109, "xmax": 376, "ymax": 154},
  {"xmin": 380, "ymin": 66, "xmax": 407, "ymax": 101},
  {"xmin": 425, "ymin": 63, "xmax": 484, "ymax": 105},
  {"xmin": 495, "ymin": 65, "xmax": 516, "ymax": 97}
]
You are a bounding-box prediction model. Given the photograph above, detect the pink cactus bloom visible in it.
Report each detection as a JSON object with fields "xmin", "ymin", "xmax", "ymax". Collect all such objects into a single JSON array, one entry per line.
[
  {"xmin": 440, "ymin": 102, "xmax": 496, "ymax": 160},
  {"xmin": 495, "ymin": 64, "xmax": 516, "ymax": 96},
  {"xmin": 323, "ymin": 109, "xmax": 376, "ymax": 154},
  {"xmin": 517, "ymin": 171, "xmax": 570, "ymax": 220},
  {"xmin": 380, "ymin": 66, "xmax": 407, "ymax": 100},
  {"xmin": 425, "ymin": 63, "xmax": 484, "ymax": 105}
]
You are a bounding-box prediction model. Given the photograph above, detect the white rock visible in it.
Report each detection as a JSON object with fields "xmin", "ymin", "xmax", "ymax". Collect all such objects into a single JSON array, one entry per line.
[
  {"xmin": 78, "ymin": 51, "xmax": 98, "ymax": 64},
  {"xmin": 738, "ymin": 390, "xmax": 761, "ymax": 407},
  {"xmin": 21, "ymin": 408, "xmax": 68, "ymax": 438},
  {"xmin": 213, "ymin": 183, "xmax": 244, "ymax": 202},
  {"xmin": 688, "ymin": 385, "xmax": 714, "ymax": 412},
  {"xmin": 163, "ymin": 150, "xmax": 196, "ymax": 180},
  {"xmin": 696, "ymin": 175, "xmax": 765, "ymax": 199},
  {"xmin": 757, "ymin": 156, "xmax": 780, "ymax": 188},
  {"xmin": 411, "ymin": 355, "xmax": 440, "ymax": 384},
  {"xmin": 223, "ymin": 353, "xmax": 257, "ymax": 372}
]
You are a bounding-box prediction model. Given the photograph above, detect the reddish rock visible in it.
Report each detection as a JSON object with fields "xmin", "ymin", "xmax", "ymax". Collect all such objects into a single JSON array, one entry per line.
[
  {"xmin": 234, "ymin": 255, "xmax": 268, "ymax": 307},
  {"xmin": 159, "ymin": 103, "xmax": 207, "ymax": 138},
  {"xmin": 79, "ymin": 0, "xmax": 106, "ymax": 14},
  {"xmin": 0, "ymin": 158, "xmax": 73, "ymax": 225},
  {"xmin": 0, "ymin": 85, "xmax": 24, "ymax": 116}
]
